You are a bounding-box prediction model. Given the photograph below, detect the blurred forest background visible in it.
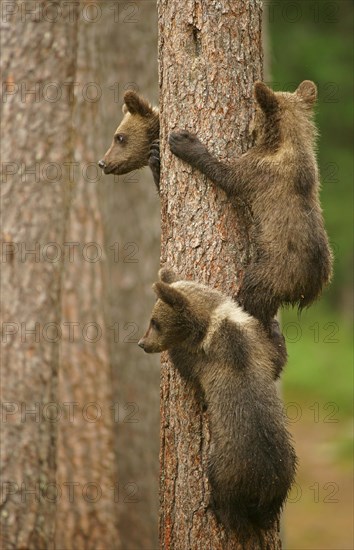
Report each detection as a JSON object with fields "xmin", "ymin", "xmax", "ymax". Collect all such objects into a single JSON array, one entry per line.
[
  {"xmin": 1, "ymin": 1, "xmax": 352, "ymax": 550},
  {"xmin": 267, "ymin": 2, "xmax": 353, "ymax": 548}
]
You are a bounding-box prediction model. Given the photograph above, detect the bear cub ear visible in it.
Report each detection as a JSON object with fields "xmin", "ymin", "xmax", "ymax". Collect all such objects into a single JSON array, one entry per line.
[
  {"xmin": 123, "ymin": 91, "xmax": 154, "ymax": 117},
  {"xmin": 295, "ymin": 80, "xmax": 317, "ymax": 107},
  {"xmin": 158, "ymin": 267, "xmax": 179, "ymax": 284},
  {"xmin": 254, "ymin": 81, "xmax": 278, "ymax": 114},
  {"xmin": 152, "ymin": 282, "xmax": 188, "ymax": 311}
]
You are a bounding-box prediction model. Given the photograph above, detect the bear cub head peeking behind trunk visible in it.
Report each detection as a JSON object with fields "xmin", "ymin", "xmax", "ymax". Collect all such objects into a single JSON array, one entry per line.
[{"xmin": 98, "ymin": 91, "xmax": 160, "ymax": 189}]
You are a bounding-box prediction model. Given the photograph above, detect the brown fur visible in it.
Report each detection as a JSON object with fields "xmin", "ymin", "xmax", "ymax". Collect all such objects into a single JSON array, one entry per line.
[
  {"xmin": 139, "ymin": 268, "xmax": 297, "ymax": 541},
  {"xmin": 98, "ymin": 91, "xmax": 159, "ymax": 183},
  {"xmin": 169, "ymin": 81, "xmax": 333, "ymax": 326}
]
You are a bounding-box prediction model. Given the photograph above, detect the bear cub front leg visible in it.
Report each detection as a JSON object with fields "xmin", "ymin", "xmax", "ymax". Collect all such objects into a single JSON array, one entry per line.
[
  {"xmin": 169, "ymin": 130, "xmax": 235, "ymax": 193},
  {"xmin": 148, "ymin": 139, "xmax": 160, "ymax": 193}
]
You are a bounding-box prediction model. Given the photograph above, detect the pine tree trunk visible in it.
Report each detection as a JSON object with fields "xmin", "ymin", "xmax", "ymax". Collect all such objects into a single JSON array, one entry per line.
[
  {"xmin": 55, "ymin": 13, "xmax": 120, "ymax": 550},
  {"xmin": 157, "ymin": 0, "xmax": 281, "ymax": 547},
  {"xmin": 0, "ymin": 3, "xmax": 78, "ymax": 548}
]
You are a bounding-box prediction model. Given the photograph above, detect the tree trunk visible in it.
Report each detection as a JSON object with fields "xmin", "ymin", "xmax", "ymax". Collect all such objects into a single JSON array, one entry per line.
[
  {"xmin": 0, "ymin": 3, "xmax": 78, "ymax": 548},
  {"xmin": 97, "ymin": 3, "xmax": 160, "ymax": 548},
  {"xmin": 55, "ymin": 13, "xmax": 120, "ymax": 550},
  {"xmin": 158, "ymin": 1, "xmax": 281, "ymax": 547}
]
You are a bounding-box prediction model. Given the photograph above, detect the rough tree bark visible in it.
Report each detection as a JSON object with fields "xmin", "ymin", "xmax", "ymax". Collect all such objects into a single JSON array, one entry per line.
[
  {"xmin": 158, "ymin": 1, "xmax": 281, "ymax": 548},
  {"xmin": 0, "ymin": 2, "xmax": 79, "ymax": 548},
  {"xmin": 97, "ymin": 3, "xmax": 160, "ymax": 548},
  {"xmin": 55, "ymin": 11, "xmax": 120, "ymax": 550}
]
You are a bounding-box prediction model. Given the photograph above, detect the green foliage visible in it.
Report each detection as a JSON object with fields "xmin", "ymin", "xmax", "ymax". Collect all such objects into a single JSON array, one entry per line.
[{"xmin": 282, "ymin": 305, "xmax": 352, "ymax": 418}]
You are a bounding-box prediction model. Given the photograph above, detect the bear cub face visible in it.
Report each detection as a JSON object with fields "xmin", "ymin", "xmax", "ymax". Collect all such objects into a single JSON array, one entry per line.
[
  {"xmin": 138, "ymin": 268, "xmax": 213, "ymax": 353},
  {"xmin": 98, "ymin": 91, "xmax": 159, "ymax": 176},
  {"xmin": 138, "ymin": 269, "xmax": 198, "ymax": 353},
  {"xmin": 138, "ymin": 294, "xmax": 189, "ymax": 353}
]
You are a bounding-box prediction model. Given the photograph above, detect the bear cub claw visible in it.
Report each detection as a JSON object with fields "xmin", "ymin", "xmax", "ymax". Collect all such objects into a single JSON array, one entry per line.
[{"xmin": 148, "ymin": 139, "xmax": 160, "ymax": 192}]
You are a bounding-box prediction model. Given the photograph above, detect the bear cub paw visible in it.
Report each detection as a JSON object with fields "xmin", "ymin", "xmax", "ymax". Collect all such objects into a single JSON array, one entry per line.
[{"xmin": 169, "ymin": 130, "xmax": 204, "ymax": 162}]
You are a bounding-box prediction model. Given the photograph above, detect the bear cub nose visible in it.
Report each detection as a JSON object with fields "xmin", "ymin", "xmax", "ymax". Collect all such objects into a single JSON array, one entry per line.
[
  {"xmin": 98, "ymin": 159, "xmax": 106, "ymax": 169},
  {"xmin": 138, "ymin": 339, "xmax": 145, "ymax": 349}
]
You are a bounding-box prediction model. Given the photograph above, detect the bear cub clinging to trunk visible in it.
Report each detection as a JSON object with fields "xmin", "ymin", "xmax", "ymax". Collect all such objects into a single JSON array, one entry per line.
[
  {"xmin": 139, "ymin": 268, "xmax": 297, "ymax": 538},
  {"xmin": 169, "ymin": 81, "xmax": 333, "ymax": 327}
]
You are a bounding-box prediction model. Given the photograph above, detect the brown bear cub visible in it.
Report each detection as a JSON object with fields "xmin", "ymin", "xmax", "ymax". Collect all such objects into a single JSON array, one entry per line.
[
  {"xmin": 139, "ymin": 268, "xmax": 297, "ymax": 538},
  {"xmin": 98, "ymin": 91, "xmax": 160, "ymax": 189},
  {"xmin": 169, "ymin": 81, "xmax": 333, "ymax": 327}
]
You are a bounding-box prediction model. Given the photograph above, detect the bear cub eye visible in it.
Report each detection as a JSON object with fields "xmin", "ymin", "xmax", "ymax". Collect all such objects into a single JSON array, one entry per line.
[
  {"xmin": 114, "ymin": 133, "xmax": 126, "ymax": 144},
  {"xmin": 151, "ymin": 319, "xmax": 160, "ymax": 331}
]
